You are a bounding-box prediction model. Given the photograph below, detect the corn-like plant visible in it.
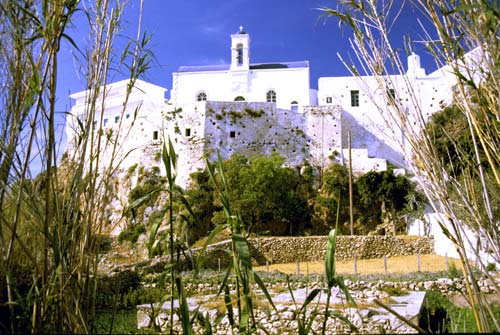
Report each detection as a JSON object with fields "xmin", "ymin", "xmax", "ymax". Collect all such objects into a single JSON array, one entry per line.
[
  {"xmin": 321, "ymin": 1, "xmax": 499, "ymax": 332},
  {"xmin": 127, "ymin": 137, "xmax": 196, "ymax": 334},
  {"xmin": 204, "ymin": 151, "xmax": 276, "ymax": 334}
]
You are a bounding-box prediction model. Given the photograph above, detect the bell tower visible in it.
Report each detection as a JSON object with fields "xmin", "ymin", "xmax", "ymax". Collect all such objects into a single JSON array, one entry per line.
[
  {"xmin": 230, "ymin": 26, "xmax": 250, "ymax": 93},
  {"xmin": 230, "ymin": 26, "xmax": 250, "ymax": 70}
]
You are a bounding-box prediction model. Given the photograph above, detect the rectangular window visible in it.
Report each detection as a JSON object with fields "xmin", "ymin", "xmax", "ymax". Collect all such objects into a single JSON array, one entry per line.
[
  {"xmin": 185, "ymin": 128, "xmax": 191, "ymax": 137},
  {"xmin": 126, "ymin": 114, "xmax": 130, "ymax": 119},
  {"xmin": 350, "ymin": 90, "xmax": 359, "ymax": 107},
  {"xmin": 326, "ymin": 96, "xmax": 332, "ymax": 104},
  {"xmin": 115, "ymin": 116, "xmax": 120, "ymax": 123},
  {"xmin": 230, "ymin": 131, "xmax": 236, "ymax": 138},
  {"xmin": 153, "ymin": 131, "xmax": 158, "ymax": 140},
  {"xmin": 103, "ymin": 118, "xmax": 108, "ymax": 127}
]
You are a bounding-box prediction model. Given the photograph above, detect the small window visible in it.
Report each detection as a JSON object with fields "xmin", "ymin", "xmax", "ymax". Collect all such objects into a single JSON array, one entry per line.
[
  {"xmin": 234, "ymin": 96, "xmax": 245, "ymax": 101},
  {"xmin": 290, "ymin": 101, "xmax": 298, "ymax": 112},
  {"xmin": 93, "ymin": 121, "xmax": 97, "ymax": 128},
  {"xmin": 326, "ymin": 96, "xmax": 332, "ymax": 104},
  {"xmin": 153, "ymin": 131, "xmax": 158, "ymax": 140},
  {"xmin": 350, "ymin": 90, "xmax": 360, "ymax": 107},
  {"xmin": 115, "ymin": 116, "xmax": 119, "ymax": 123},
  {"xmin": 266, "ymin": 90, "xmax": 276, "ymax": 103},
  {"xmin": 103, "ymin": 118, "xmax": 108, "ymax": 127},
  {"xmin": 230, "ymin": 131, "xmax": 236, "ymax": 138},
  {"xmin": 197, "ymin": 92, "xmax": 207, "ymax": 101},
  {"xmin": 126, "ymin": 114, "xmax": 130, "ymax": 119},
  {"xmin": 185, "ymin": 128, "xmax": 191, "ymax": 137}
]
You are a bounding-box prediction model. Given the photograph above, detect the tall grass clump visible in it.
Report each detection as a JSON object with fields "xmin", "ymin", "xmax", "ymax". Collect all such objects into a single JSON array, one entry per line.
[
  {"xmin": 201, "ymin": 151, "xmax": 277, "ymax": 334},
  {"xmin": 0, "ymin": 0, "xmax": 152, "ymax": 333},
  {"xmin": 322, "ymin": 1, "xmax": 499, "ymax": 332}
]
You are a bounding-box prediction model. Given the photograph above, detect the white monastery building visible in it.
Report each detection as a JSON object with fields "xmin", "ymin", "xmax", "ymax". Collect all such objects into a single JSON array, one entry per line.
[{"xmin": 66, "ymin": 27, "xmax": 461, "ymax": 189}]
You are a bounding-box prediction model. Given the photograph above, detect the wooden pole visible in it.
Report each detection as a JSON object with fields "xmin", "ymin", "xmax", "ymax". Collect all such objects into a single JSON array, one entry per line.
[{"xmin": 348, "ymin": 131, "xmax": 354, "ymax": 235}]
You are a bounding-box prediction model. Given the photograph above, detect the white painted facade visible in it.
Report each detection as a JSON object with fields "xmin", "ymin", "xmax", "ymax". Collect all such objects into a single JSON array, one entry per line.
[
  {"xmin": 317, "ymin": 53, "xmax": 454, "ymax": 167},
  {"xmin": 66, "ymin": 28, "xmax": 466, "ymax": 191},
  {"xmin": 170, "ymin": 27, "xmax": 313, "ymax": 113},
  {"xmin": 65, "ymin": 79, "xmax": 169, "ymax": 172}
]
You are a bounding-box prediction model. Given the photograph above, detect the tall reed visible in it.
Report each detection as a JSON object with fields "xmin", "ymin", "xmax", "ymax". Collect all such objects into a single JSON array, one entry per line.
[
  {"xmin": 0, "ymin": 0, "xmax": 151, "ymax": 332},
  {"xmin": 322, "ymin": 1, "xmax": 499, "ymax": 332}
]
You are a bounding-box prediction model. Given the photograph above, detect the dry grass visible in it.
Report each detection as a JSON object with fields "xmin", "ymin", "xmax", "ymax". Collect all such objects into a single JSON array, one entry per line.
[{"xmin": 254, "ymin": 254, "xmax": 461, "ymax": 275}]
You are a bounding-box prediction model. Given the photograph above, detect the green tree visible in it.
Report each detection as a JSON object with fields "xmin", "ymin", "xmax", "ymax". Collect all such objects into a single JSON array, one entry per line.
[
  {"xmin": 206, "ymin": 153, "xmax": 310, "ymax": 236},
  {"xmin": 310, "ymin": 164, "xmax": 351, "ymax": 235},
  {"xmin": 356, "ymin": 170, "xmax": 419, "ymax": 234},
  {"xmin": 177, "ymin": 170, "xmax": 217, "ymax": 244}
]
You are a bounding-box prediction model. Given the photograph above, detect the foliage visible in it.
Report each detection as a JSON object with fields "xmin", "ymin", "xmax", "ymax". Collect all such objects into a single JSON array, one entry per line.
[
  {"xmin": 200, "ymin": 151, "xmax": 277, "ymax": 333},
  {"xmin": 177, "ymin": 170, "xmax": 216, "ymax": 244},
  {"xmin": 209, "ymin": 153, "xmax": 310, "ymax": 236},
  {"xmin": 118, "ymin": 223, "xmax": 146, "ymax": 244},
  {"xmin": 356, "ymin": 170, "xmax": 423, "ymax": 234},
  {"xmin": 183, "ymin": 155, "xmax": 422, "ymax": 239},
  {"xmin": 426, "ymin": 104, "xmax": 500, "ymax": 230},
  {"xmin": 311, "ymin": 164, "xmax": 351, "ymax": 234},
  {"xmin": 126, "ymin": 169, "xmax": 165, "ymax": 224},
  {"xmin": 244, "ymin": 108, "xmax": 265, "ymax": 118}
]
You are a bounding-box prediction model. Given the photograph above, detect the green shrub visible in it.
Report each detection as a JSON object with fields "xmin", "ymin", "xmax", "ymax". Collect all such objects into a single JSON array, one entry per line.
[
  {"xmin": 151, "ymin": 166, "xmax": 160, "ymax": 174},
  {"xmin": 419, "ymin": 290, "xmax": 452, "ymax": 334},
  {"xmin": 118, "ymin": 224, "xmax": 146, "ymax": 244},
  {"xmin": 244, "ymin": 107, "xmax": 264, "ymax": 118},
  {"xmin": 127, "ymin": 163, "xmax": 138, "ymax": 174},
  {"xmin": 153, "ymin": 151, "xmax": 161, "ymax": 162},
  {"xmin": 379, "ymin": 286, "xmax": 408, "ymax": 296}
]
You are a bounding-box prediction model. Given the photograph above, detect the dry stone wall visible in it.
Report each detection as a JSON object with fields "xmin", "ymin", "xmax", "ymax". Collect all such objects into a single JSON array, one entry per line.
[
  {"xmin": 196, "ymin": 236, "xmax": 433, "ymax": 268},
  {"xmin": 247, "ymin": 236, "xmax": 434, "ymax": 264},
  {"xmin": 112, "ymin": 235, "xmax": 434, "ymax": 274}
]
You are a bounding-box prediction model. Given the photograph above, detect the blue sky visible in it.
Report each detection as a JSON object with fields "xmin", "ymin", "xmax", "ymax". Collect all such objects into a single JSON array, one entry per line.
[{"xmin": 56, "ymin": 0, "xmax": 436, "ymax": 111}]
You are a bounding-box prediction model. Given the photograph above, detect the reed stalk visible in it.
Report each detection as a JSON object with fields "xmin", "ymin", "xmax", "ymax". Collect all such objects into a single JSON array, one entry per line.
[
  {"xmin": 322, "ymin": 0, "xmax": 499, "ymax": 331},
  {"xmin": 0, "ymin": 0, "xmax": 151, "ymax": 332}
]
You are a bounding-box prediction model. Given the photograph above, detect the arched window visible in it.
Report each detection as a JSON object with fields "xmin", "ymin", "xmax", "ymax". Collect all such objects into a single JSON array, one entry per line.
[
  {"xmin": 266, "ymin": 90, "xmax": 276, "ymax": 103},
  {"xmin": 197, "ymin": 92, "xmax": 207, "ymax": 101},
  {"xmin": 290, "ymin": 100, "xmax": 298, "ymax": 112},
  {"xmin": 234, "ymin": 96, "xmax": 245, "ymax": 101},
  {"xmin": 236, "ymin": 43, "xmax": 243, "ymax": 65}
]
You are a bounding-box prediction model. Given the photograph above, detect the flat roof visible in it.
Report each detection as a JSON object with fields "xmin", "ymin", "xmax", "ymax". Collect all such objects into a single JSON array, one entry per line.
[{"xmin": 177, "ymin": 61, "xmax": 309, "ymax": 73}]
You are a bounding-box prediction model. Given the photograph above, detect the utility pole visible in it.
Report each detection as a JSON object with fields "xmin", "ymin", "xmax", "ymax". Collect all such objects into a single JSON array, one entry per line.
[{"xmin": 348, "ymin": 131, "xmax": 354, "ymax": 235}]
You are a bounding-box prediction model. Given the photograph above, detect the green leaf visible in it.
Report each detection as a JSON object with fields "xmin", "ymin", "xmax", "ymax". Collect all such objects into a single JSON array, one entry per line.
[
  {"xmin": 232, "ymin": 234, "xmax": 252, "ymax": 269},
  {"xmin": 195, "ymin": 311, "xmax": 212, "ymax": 335},
  {"xmin": 336, "ymin": 276, "xmax": 357, "ymax": 307},
  {"xmin": 300, "ymin": 288, "xmax": 321, "ymax": 313},
  {"xmin": 253, "ymin": 271, "xmax": 276, "ymax": 312},
  {"xmin": 168, "ymin": 137, "xmax": 177, "ymax": 174},
  {"xmin": 147, "ymin": 208, "xmax": 166, "ymax": 258},
  {"xmin": 239, "ymin": 308, "xmax": 250, "ymax": 333},
  {"xmin": 223, "ymin": 284, "xmax": 235, "ymax": 328},
  {"xmin": 123, "ymin": 185, "xmax": 161, "ymax": 217},
  {"xmin": 325, "ymin": 229, "xmax": 337, "ymax": 287},
  {"xmin": 194, "ymin": 224, "xmax": 225, "ymax": 275},
  {"xmin": 175, "ymin": 277, "xmax": 192, "ymax": 335}
]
